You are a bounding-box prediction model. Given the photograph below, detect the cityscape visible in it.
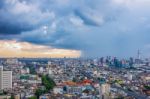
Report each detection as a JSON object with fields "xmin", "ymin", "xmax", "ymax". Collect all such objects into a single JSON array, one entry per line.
[
  {"xmin": 0, "ymin": 56, "xmax": 150, "ymax": 99},
  {"xmin": 0, "ymin": 0, "xmax": 150, "ymax": 99}
]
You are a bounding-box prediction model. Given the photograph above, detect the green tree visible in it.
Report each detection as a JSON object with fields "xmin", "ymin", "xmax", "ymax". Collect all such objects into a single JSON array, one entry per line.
[
  {"xmin": 28, "ymin": 96, "xmax": 37, "ymax": 99},
  {"xmin": 144, "ymin": 85, "xmax": 150, "ymax": 90},
  {"xmin": 10, "ymin": 94, "xmax": 15, "ymax": 99},
  {"xmin": 35, "ymin": 75, "xmax": 56, "ymax": 98},
  {"xmin": 42, "ymin": 75, "xmax": 56, "ymax": 91},
  {"xmin": 35, "ymin": 89, "xmax": 43, "ymax": 99},
  {"xmin": 72, "ymin": 77, "xmax": 77, "ymax": 82}
]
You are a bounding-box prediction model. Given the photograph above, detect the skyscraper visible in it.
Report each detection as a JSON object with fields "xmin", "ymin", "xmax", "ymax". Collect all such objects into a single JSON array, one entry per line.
[
  {"xmin": 3, "ymin": 71, "xmax": 12, "ymax": 89},
  {"xmin": 0, "ymin": 66, "xmax": 3, "ymax": 90},
  {"xmin": 137, "ymin": 50, "xmax": 141, "ymax": 60},
  {"xmin": 0, "ymin": 66, "xmax": 12, "ymax": 90}
]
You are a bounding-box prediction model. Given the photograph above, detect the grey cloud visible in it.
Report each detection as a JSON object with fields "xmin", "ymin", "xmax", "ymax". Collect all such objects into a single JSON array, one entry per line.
[
  {"xmin": 74, "ymin": 9, "xmax": 104, "ymax": 26},
  {"xmin": 0, "ymin": 0, "xmax": 150, "ymax": 57},
  {"xmin": 0, "ymin": 0, "xmax": 54, "ymax": 34}
]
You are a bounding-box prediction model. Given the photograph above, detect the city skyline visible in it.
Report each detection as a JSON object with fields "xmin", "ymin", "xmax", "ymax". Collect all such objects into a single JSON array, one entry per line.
[{"xmin": 0, "ymin": 0, "xmax": 150, "ymax": 57}]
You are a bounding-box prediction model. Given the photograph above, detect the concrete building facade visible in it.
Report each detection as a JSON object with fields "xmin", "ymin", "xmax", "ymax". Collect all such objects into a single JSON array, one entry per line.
[{"xmin": 0, "ymin": 66, "xmax": 12, "ymax": 90}]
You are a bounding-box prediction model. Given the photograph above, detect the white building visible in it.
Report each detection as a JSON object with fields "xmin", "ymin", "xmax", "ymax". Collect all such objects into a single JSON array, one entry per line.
[
  {"xmin": 53, "ymin": 87, "xmax": 63, "ymax": 94},
  {"xmin": 100, "ymin": 84, "xmax": 110, "ymax": 94},
  {"xmin": 99, "ymin": 83, "xmax": 110, "ymax": 99},
  {"xmin": 26, "ymin": 68, "xmax": 30, "ymax": 74},
  {"xmin": 0, "ymin": 66, "xmax": 12, "ymax": 90},
  {"xmin": 0, "ymin": 66, "xmax": 3, "ymax": 90},
  {"xmin": 39, "ymin": 67, "xmax": 44, "ymax": 73},
  {"xmin": 48, "ymin": 69, "xmax": 52, "ymax": 75},
  {"xmin": 6, "ymin": 58, "xmax": 18, "ymax": 64},
  {"xmin": 3, "ymin": 71, "xmax": 12, "ymax": 89},
  {"xmin": 48, "ymin": 61, "xmax": 52, "ymax": 65},
  {"xmin": 127, "ymin": 73, "xmax": 132, "ymax": 80}
]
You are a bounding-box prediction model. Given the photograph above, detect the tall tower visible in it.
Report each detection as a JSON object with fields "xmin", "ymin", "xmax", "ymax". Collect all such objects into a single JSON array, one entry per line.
[
  {"xmin": 64, "ymin": 62, "xmax": 67, "ymax": 72},
  {"xmin": 48, "ymin": 61, "xmax": 52, "ymax": 75},
  {"xmin": 137, "ymin": 49, "xmax": 141, "ymax": 59}
]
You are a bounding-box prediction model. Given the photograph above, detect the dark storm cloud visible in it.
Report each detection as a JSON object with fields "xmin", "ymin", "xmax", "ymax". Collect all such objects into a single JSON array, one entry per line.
[
  {"xmin": 20, "ymin": 26, "xmax": 85, "ymax": 50},
  {"xmin": 0, "ymin": 21, "xmax": 34, "ymax": 34},
  {"xmin": 0, "ymin": 0, "xmax": 4, "ymax": 8},
  {"xmin": 0, "ymin": 0, "xmax": 54, "ymax": 34},
  {"xmin": 74, "ymin": 10, "xmax": 103, "ymax": 26},
  {"xmin": 1, "ymin": 0, "xmax": 150, "ymax": 57}
]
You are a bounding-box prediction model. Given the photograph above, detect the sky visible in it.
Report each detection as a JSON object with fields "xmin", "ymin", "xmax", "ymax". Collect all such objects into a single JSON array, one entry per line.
[{"xmin": 0, "ymin": 0, "xmax": 150, "ymax": 58}]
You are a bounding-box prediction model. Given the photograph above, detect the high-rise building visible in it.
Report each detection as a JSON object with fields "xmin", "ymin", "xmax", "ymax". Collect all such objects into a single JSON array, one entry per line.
[
  {"xmin": 0, "ymin": 66, "xmax": 3, "ymax": 90},
  {"xmin": 3, "ymin": 71, "xmax": 12, "ymax": 89},
  {"xmin": 0, "ymin": 66, "xmax": 12, "ymax": 90}
]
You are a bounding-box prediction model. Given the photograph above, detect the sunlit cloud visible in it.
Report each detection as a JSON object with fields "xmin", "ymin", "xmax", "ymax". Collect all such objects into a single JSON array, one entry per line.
[{"xmin": 0, "ymin": 40, "xmax": 81, "ymax": 58}]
